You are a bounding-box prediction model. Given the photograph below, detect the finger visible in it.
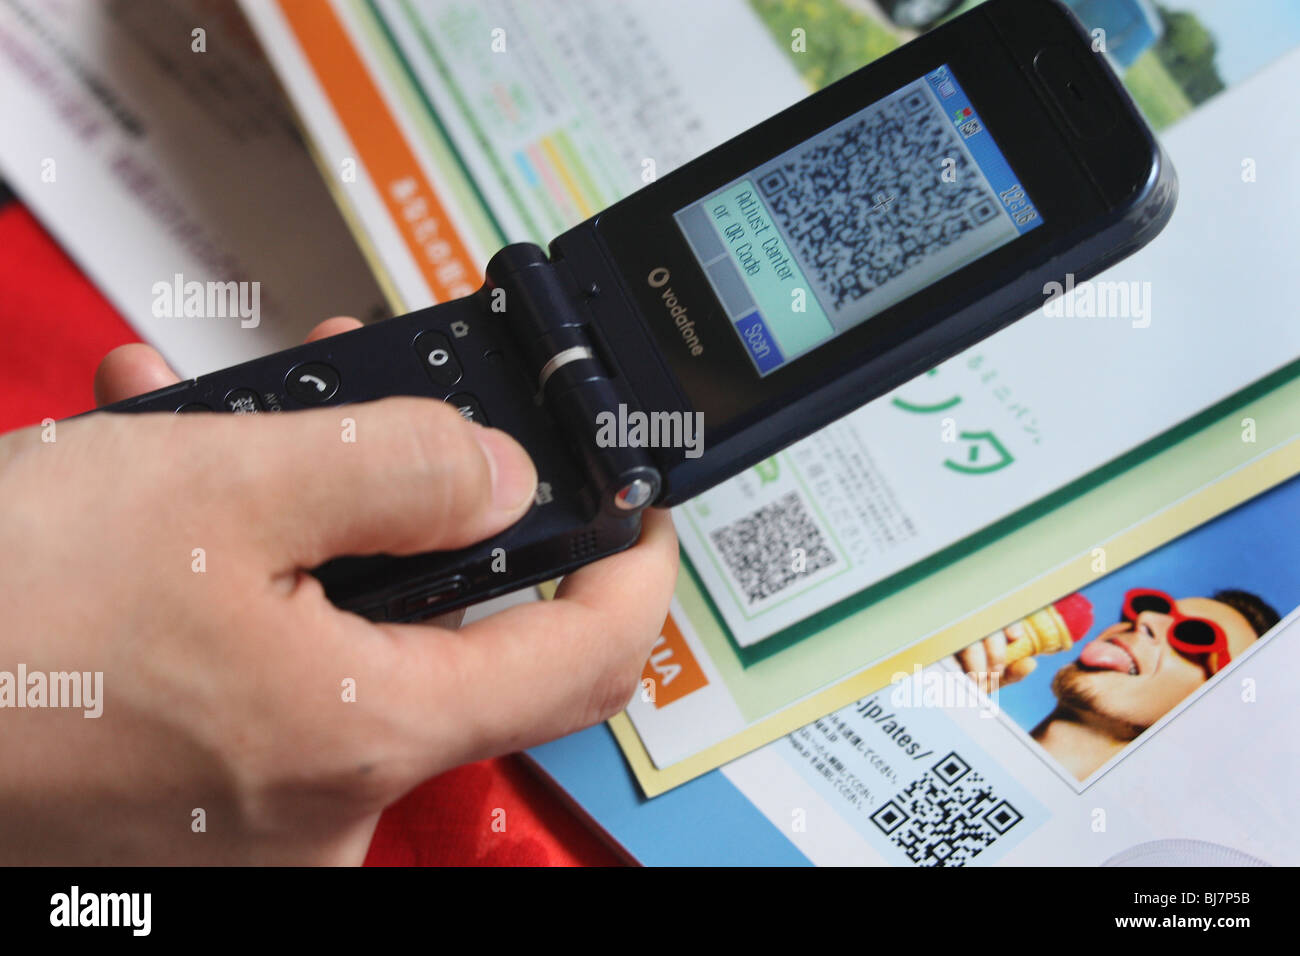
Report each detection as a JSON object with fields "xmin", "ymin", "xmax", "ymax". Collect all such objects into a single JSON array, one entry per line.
[
  {"xmin": 367, "ymin": 508, "xmax": 679, "ymax": 768},
  {"xmin": 264, "ymin": 397, "xmax": 536, "ymax": 566},
  {"xmin": 985, "ymin": 629, "xmax": 1008, "ymax": 675},
  {"xmin": 1003, "ymin": 657, "xmax": 1037, "ymax": 686},
  {"xmin": 94, "ymin": 343, "xmax": 181, "ymax": 406},
  {"xmin": 959, "ymin": 639, "xmax": 989, "ymax": 677},
  {"xmin": 304, "ymin": 316, "xmax": 364, "ymax": 342},
  {"xmin": 104, "ymin": 395, "xmax": 537, "ymax": 570},
  {"xmin": 552, "ymin": 508, "xmax": 677, "ymax": 607},
  {"xmin": 94, "ymin": 318, "xmax": 361, "ymax": 407}
]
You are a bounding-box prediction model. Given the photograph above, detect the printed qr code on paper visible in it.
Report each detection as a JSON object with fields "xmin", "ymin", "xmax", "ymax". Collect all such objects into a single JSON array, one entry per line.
[
  {"xmin": 758, "ymin": 85, "xmax": 997, "ymax": 313},
  {"xmin": 871, "ymin": 751, "xmax": 1023, "ymax": 867},
  {"xmin": 708, "ymin": 491, "xmax": 837, "ymax": 605}
]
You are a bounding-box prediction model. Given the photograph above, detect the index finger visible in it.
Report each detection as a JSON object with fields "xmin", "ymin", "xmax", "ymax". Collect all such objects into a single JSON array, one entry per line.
[
  {"xmin": 94, "ymin": 317, "xmax": 365, "ymax": 406},
  {"xmin": 354, "ymin": 508, "xmax": 679, "ymax": 770}
]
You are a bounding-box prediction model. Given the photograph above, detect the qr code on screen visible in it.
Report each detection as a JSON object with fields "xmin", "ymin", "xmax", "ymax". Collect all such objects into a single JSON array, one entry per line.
[
  {"xmin": 756, "ymin": 85, "xmax": 999, "ymax": 313},
  {"xmin": 870, "ymin": 751, "xmax": 1023, "ymax": 867},
  {"xmin": 709, "ymin": 491, "xmax": 836, "ymax": 604}
]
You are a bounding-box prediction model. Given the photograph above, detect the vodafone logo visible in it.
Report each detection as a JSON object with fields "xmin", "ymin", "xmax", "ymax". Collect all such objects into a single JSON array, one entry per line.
[{"xmin": 647, "ymin": 267, "xmax": 703, "ymax": 357}]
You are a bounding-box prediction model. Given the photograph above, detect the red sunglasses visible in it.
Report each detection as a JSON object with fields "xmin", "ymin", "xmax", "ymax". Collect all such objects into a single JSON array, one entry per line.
[{"xmin": 1121, "ymin": 589, "xmax": 1232, "ymax": 676}]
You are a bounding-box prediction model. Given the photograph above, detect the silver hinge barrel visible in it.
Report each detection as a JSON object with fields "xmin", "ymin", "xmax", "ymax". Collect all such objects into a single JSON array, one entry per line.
[{"xmin": 485, "ymin": 244, "xmax": 661, "ymax": 513}]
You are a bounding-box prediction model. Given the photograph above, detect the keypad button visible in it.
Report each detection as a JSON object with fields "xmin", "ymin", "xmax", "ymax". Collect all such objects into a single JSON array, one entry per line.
[
  {"xmin": 285, "ymin": 362, "xmax": 340, "ymax": 404},
  {"xmin": 223, "ymin": 389, "xmax": 263, "ymax": 414},
  {"xmin": 414, "ymin": 331, "xmax": 462, "ymax": 388},
  {"xmin": 447, "ymin": 393, "xmax": 487, "ymax": 425},
  {"xmin": 176, "ymin": 402, "xmax": 212, "ymax": 413}
]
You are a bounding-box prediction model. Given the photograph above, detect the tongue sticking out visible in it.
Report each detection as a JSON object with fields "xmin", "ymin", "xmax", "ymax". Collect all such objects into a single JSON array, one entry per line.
[{"xmin": 1080, "ymin": 640, "xmax": 1136, "ymax": 673}]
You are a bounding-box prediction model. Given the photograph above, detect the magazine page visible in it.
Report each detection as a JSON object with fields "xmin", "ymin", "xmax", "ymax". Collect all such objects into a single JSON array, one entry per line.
[
  {"xmin": 0, "ymin": 0, "xmax": 387, "ymax": 376},
  {"xmin": 237, "ymin": 0, "xmax": 804, "ymax": 309},
  {"xmin": 625, "ymin": 31, "xmax": 1300, "ymax": 780},
  {"xmin": 618, "ymin": 421, "xmax": 1300, "ymax": 793},
  {"xmin": 726, "ymin": 470, "xmax": 1300, "ymax": 866},
  {"xmin": 237, "ymin": 0, "xmax": 1300, "ymax": 787},
  {"xmin": 530, "ymin": 466, "xmax": 1300, "ymax": 865}
]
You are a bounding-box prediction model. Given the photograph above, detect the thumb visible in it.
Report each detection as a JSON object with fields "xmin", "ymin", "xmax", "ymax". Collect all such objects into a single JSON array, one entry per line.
[{"xmin": 111, "ymin": 396, "xmax": 538, "ymax": 571}]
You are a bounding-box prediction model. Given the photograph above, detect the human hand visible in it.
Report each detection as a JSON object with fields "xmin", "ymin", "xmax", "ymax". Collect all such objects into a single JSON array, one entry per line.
[
  {"xmin": 0, "ymin": 317, "xmax": 678, "ymax": 864},
  {"xmin": 953, "ymin": 622, "xmax": 1038, "ymax": 693}
]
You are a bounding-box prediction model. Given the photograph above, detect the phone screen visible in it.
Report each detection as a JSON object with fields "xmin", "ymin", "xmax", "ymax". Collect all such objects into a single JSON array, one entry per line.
[{"xmin": 673, "ymin": 64, "xmax": 1043, "ymax": 376}]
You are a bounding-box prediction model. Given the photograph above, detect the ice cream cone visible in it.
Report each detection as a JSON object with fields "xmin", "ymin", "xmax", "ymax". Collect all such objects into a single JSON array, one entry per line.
[{"xmin": 1002, "ymin": 593, "xmax": 1094, "ymax": 664}]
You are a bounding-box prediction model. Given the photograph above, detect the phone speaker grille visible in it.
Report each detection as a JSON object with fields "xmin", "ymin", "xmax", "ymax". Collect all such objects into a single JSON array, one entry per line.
[{"xmin": 569, "ymin": 530, "xmax": 599, "ymax": 561}]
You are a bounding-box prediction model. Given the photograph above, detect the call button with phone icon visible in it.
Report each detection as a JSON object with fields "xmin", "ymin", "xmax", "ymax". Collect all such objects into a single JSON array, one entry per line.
[{"xmin": 286, "ymin": 362, "xmax": 340, "ymax": 404}]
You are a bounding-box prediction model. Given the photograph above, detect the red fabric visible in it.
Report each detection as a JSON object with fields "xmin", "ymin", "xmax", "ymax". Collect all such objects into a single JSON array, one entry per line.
[
  {"xmin": 0, "ymin": 201, "xmax": 617, "ymax": 866},
  {"xmin": 363, "ymin": 758, "xmax": 620, "ymax": 866},
  {"xmin": 0, "ymin": 204, "xmax": 140, "ymax": 430}
]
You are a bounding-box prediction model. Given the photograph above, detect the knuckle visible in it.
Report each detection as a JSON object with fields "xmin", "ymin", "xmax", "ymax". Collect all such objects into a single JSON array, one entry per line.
[
  {"xmin": 397, "ymin": 399, "xmax": 492, "ymax": 519},
  {"xmin": 590, "ymin": 677, "xmax": 637, "ymax": 724},
  {"xmin": 398, "ymin": 399, "xmax": 479, "ymax": 476},
  {"xmin": 588, "ymin": 640, "xmax": 649, "ymax": 724}
]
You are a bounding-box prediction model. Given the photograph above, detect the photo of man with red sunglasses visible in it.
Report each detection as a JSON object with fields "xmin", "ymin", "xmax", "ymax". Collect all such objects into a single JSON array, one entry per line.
[{"xmin": 955, "ymin": 587, "xmax": 1280, "ymax": 781}]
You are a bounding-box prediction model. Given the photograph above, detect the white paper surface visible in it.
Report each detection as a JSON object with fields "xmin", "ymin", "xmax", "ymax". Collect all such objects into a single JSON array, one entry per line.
[{"xmin": 0, "ymin": 0, "xmax": 387, "ymax": 378}]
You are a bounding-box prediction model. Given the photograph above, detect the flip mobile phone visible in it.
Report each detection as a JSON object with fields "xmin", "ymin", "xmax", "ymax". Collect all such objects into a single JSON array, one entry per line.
[{"xmin": 103, "ymin": 0, "xmax": 1176, "ymax": 622}]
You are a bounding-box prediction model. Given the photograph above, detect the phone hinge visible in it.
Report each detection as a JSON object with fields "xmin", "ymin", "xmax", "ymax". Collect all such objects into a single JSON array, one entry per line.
[{"xmin": 485, "ymin": 243, "xmax": 661, "ymax": 513}]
